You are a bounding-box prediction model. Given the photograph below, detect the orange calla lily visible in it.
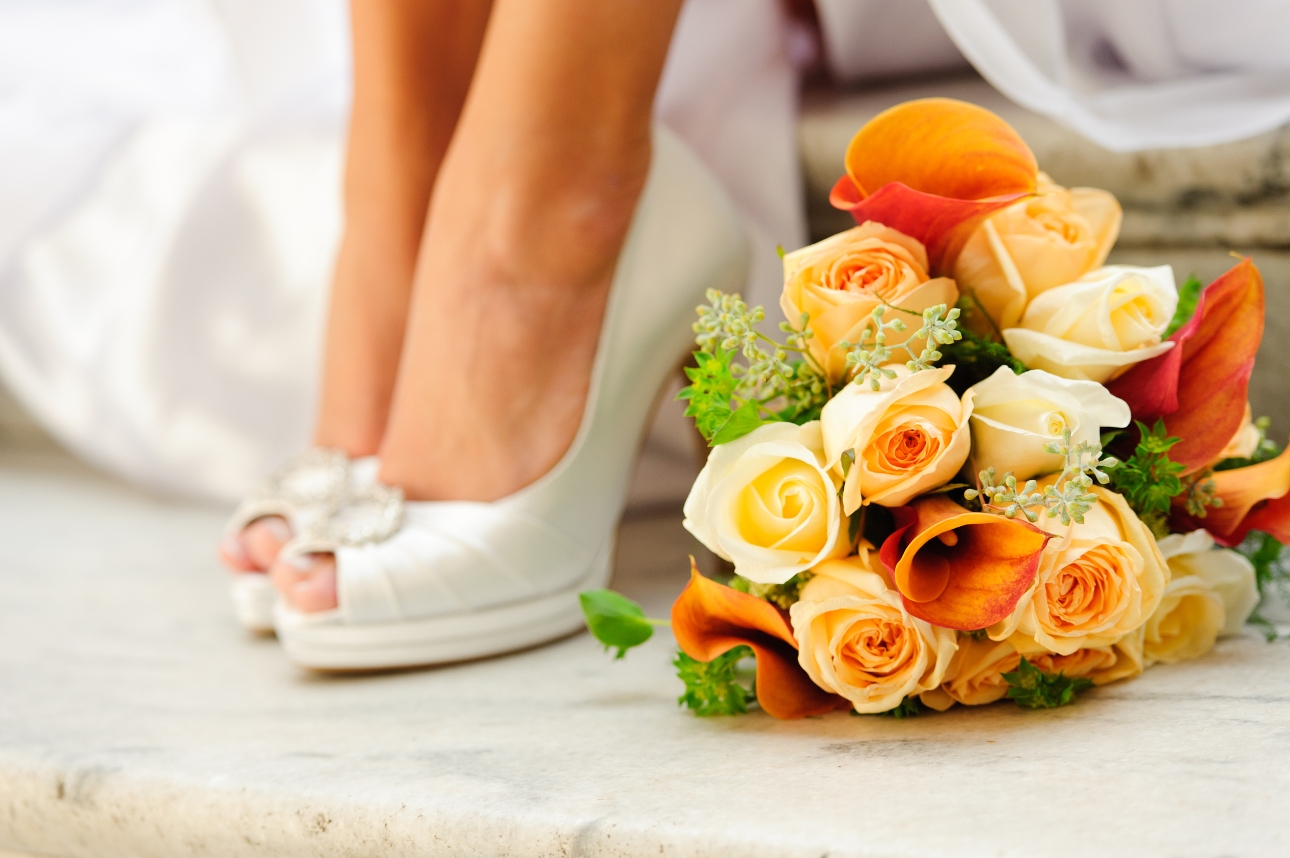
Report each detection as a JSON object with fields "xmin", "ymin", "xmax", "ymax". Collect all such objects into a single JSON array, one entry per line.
[
  {"xmin": 878, "ymin": 494, "xmax": 1048, "ymax": 629},
  {"xmin": 671, "ymin": 561, "xmax": 849, "ymax": 719},
  {"xmin": 1171, "ymin": 444, "xmax": 1290, "ymax": 546},
  {"xmin": 830, "ymin": 98, "xmax": 1038, "ymax": 273},
  {"xmin": 1108, "ymin": 258, "xmax": 1264, "ymax": 474}
]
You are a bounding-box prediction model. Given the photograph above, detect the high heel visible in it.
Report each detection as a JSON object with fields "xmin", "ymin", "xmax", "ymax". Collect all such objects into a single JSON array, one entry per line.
[
  {"xmin": 222, "ymin": 449, "xmax": 380, "ymax": 632},
  {"xmin": 272, "ymin": 127, "xmax": 748, "ymax": 669}
]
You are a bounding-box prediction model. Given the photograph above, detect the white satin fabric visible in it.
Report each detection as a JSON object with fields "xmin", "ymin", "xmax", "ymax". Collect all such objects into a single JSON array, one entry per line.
[
  {"xmin": 821, "ymin": 0, "xmax": 1290, "ymax": 152},
  {"xmin": 5, "ymin": 0, "xmax": 1290, "ymax": 501},
  {"xmin": 0, "ymin": 0, "xmax": 804, "ymax": 501}
]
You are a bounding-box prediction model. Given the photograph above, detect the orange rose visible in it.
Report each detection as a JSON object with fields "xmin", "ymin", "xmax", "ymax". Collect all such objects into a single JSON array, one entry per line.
[
  {"xmin": 781, "ymin": 222, "xmax": 958, "ymax": 381},
  {"xmin": 990, "ymin": 485, "xmax": 1168, "ymax": 655},
  {"xmin": 920, "ymin": 629, "xmax": 1143, "ymax": 710}
]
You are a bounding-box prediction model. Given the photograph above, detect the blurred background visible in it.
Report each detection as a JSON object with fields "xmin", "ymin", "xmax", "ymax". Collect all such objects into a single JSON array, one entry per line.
[{"xmin": 4, "ymin": 0, "xmax": 1290, "ymax": 512}]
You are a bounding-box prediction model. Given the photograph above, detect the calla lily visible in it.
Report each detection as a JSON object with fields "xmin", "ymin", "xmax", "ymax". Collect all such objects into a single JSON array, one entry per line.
[
  {"xmin": 1108, "ymin": 258, "xmax": 1265, "ymax": 473},
  {"xmin": 670, "ymin": 561, "xmax": 850, "ymax": 719},
  {"xmin": 878, "ymin": 494, "xmax": 1049, "ymax": 629},
  {"xmin": 1171, "ymin": 444, "xmax": 1290, "ymax": 546},
  {"xmin": 830, "ymin": 98, "xmax": 1038, "ymax": 274}
]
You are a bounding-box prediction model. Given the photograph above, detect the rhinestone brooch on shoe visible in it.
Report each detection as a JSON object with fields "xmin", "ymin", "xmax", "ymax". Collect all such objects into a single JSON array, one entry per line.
[
  {"xmin": 249, "ymin": 447, "xmax": 349, "ymax": 507},
  {"xmin": 304, "ymin": 482, "xmax": 405, "ymax": 547}
]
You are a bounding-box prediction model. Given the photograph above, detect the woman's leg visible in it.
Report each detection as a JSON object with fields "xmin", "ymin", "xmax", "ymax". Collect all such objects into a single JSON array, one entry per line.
[
  {"xmin": 271, "ymin": 0, "xmax": 685, "ymax": 610},
  {"xmin": 221, "ymin": 0, "xmax": 491, "ymax": 573}
]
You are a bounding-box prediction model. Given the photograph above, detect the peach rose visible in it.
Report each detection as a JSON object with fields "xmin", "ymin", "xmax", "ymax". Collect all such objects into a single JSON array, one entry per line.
[
  {"xmin": 790, "ymin": 554, "xmax": 957, "ymax": 714},
  {"xmin": 919, "ymin": 629, "xmax": 1143, "ymax": 710},
  {"xmin": 820, "ymin": 365, "xmax": 973, "ymax": 514},
  {"xmin": 781, "ymin": 221, "xmax": 959, "ymax": 381},
  {"xmin": 683, "ymin": 421, "xmax": 847, "ymax": 585},
  {"xmin": 1002, "ymin": 265, "xmax": 1178, "ymax": 383},
  {"xmin": 990, "ymin": 485, "xmax": 1168, "ymax": 655},
  {"xmin": 956, "ymin": 173, "xmax": 1121, "ymax": 330}
]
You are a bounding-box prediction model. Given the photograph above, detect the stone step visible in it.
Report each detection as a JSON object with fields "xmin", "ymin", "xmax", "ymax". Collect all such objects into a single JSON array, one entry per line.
[
  {"xmin": 2, "ymin": 445, "xmax": 1288, "ymax": 858},
  {"xmin": 799, "ymin": 73, "xmax": 1290, "ymax": 245}
]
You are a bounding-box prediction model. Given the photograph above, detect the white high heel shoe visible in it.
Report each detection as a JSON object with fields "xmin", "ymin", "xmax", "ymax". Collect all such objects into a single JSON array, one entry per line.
[
  {"xmin": 272, "ymin": 127, "xmax": 748, "ymax": 669},
  {"xmin": 222, "ymin": 450, "xmax": 381, "ymax": 632}
]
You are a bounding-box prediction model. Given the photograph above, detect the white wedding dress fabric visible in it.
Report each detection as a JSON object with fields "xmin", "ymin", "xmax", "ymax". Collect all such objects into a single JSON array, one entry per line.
[{"xmin": 4, "ymin": 0, "xmax": 1290, "ymax": 501}]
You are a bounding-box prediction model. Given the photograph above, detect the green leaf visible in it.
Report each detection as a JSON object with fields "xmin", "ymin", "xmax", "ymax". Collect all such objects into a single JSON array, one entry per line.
[
  {"xmin": 728, "ymin": 572, "xmax": 813, "ymax": 610},
  {"xmin": 1107, "ymin": 419, "xmax": 1186, "ymax": 536},
  {"xmin": 677, "ymin": 349, "xmax": 737, "ymax": 442},
  {"xmin": 579, "ymin": 590, "xmax": 655, "ymax": 658},
  {"xmin": 675, "ymin": 646, "xmax": 756, "ymax": 716},
  {"xmin": 1237, "ymin": 530, "xmax": 1290, "ymax": 636},
  {"xmin": 709, "ymin": 399, "xmax": 765, "ymax": 446},
  {"xmin": 1003, "ymin": 657, "xmax": 1094, "ymax": 709},
  {"xmin": 1166, "ymin": 274, "xmax": 1203, "ymax": 336},
  {"xmin": 851, "ymin": 697, "xmax": 922, "ymax": 718},
  {"xmin": 936, "ymin": 299, "xmax": 1026, "ymax": 395}
]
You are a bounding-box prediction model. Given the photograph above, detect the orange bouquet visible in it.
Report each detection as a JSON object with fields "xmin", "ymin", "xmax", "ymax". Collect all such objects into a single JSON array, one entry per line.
[{"xmin": 581, "ymin": 99, "xmax": 1281, "ymax": 718}]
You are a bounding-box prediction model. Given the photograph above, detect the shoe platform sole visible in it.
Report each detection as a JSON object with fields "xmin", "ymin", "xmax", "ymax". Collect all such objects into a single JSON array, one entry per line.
[{"xmin": 273, "ymin": 542, "xmax": 614, "ymax": 672}]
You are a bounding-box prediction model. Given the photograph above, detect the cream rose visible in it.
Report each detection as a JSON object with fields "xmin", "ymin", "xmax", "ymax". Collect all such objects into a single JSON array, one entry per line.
[
  {"xmin": 1002, "ymin": 265, "xmax": 1178, "ymax": 382},
  {"xmin": 956, "ymin": 173, "xmax": 1122, "ymax": 330},
  {"xmin": 781, "ymin": 221, "xmax": 959, "ymax": 381},
  {"xmin": 1218, "ymin": 403, "xmax": 1261, "ymax": 460},
  {"xmin": 820, "ymin": 365, "xmax": 973, "ymax": 514},
  {"xmin": 1157, "ymin": 529, "xmax": 1258, "ymax": 637},
  {"xmin": 920, "ymin": 629, "xmax": 1142, "ymax": 711},
  {"xmin": 1142, "ymin": 575, "xmax": 1224, "ymax": 666},
  {"xmin": 790, "ymin": 555, "xmax": 957, "ymax": 714},
  {"xmin": 990, "ymin": 485, "xmax": 1168, "ymax": 655},
  {"xmin": 966, "ymin": 366, "xmax": 1130, "ymax": 481},
  {"xmin": 683, "ymin": 421, "xmax": 846, "ymax": 585}
]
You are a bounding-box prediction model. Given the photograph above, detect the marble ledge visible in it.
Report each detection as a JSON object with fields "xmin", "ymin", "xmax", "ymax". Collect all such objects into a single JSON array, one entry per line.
[{"xmin": 3, "ymin": 447, "xmax": 1290, "ymax": 858}]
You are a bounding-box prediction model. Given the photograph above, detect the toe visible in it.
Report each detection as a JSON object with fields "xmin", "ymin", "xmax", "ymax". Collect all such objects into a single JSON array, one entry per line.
[
  {"xmin": 243, "ymin": 516, "xmax": 293, "ymax": 570},
  {"xmin": 217, "ymin": 533, "xmax": 257, "ymax": 572},
  {"xmin": 270, "ymin": 552, "xmax": 339, "ymax": 613}
]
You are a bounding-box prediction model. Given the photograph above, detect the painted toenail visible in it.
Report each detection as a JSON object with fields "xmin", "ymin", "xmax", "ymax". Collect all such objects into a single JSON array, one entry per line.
[
  {"xmin": 219, "ymin": 534, "xmax": 249, "ymax": 564},
  {"xmin": 284, "ymin": 552, "xmax": 317, "ymax": 572},
  {"xmin": 259, "ymin": 517, "xmax": 292, "ymax": 543}
]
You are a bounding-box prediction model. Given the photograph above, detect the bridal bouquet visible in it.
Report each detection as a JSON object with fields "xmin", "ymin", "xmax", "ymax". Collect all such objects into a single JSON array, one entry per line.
[{"xmin": 582, "ymin": 98, "xmax": 1288, "ymax": 718}]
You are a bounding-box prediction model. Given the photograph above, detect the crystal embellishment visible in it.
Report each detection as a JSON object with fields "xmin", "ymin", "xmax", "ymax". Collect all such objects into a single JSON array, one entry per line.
[
  {"xmin": 307, "ymin": 482, "xmax": 405, "ymax": 547},
  {"xmin": 250, "ymin": 447, "xmax": 349, "ymax": 507}
]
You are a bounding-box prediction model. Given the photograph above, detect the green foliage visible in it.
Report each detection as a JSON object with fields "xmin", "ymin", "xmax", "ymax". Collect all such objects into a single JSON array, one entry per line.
[
  {"xmin": 1106, "ymin": 420, "xmax": 1187, "ymax": 537},
  {"xmin": 679, "ymin": 291, "xmax": 829, "ymax": 445},
  {"xmin": 675, "ymin": 646, "xmax": 756, "ymax": 716},
  {"xmin": 849, "ymin": 697, "xmax": 922, "ymax": 718},
  {"xmin": 1166, "ymin": 274, "xmax": 1203, "ymax": 336},
  {"xmin": 708, "ymin": 400, "xmax": 762, "ymax": 446},
  {"xmin": 579, "ymin": 590, "xmax": 664, "ymax": 658},
  {"xmin": 1237, "ymin": 531, "xmax": 1290, "ymax": 640},
  {"xmin": 729, "ymin": 572, "xmax": 813, "ymax": 610},
  {"xmin": 1004, "ymin": 658, "xmax": 1094, "ymax": 709},
  {"xmin": 938, "ymin": 297, "xmax": 1026, "ymax": 395},
  {"xmin": 966, "ymin": 427, "xmax": 1116, "ymax": 525},
  {"xmin": 677, "ymin": 349, "xmax": 738, "ymax": 442},
  {"xmin": 1216, "ymin": 416, "xmax": 1282, "ymax": 471}
]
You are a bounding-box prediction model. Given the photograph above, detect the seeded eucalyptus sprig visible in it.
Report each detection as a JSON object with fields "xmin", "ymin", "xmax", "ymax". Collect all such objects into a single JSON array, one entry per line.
[
  {"xmin": 681, "ymin": 290, "xmax": 830, "ymax": 445},
  {"xmin": 840, "ymin": 303, "xmax": 962, "ymax": 390},
  {"xmin": 965, "ymin": 428, "xmax": 1118, "ymax": 525}
]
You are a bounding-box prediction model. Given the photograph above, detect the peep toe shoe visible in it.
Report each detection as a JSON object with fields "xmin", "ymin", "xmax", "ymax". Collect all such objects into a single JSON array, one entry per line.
[
  {"xmin": 223, "ymin": 449, "xmax": 380, "ymax": 632},
  {"xmin": 272, "ymin": 127, "xmax": 749, "ymax": 669}
]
